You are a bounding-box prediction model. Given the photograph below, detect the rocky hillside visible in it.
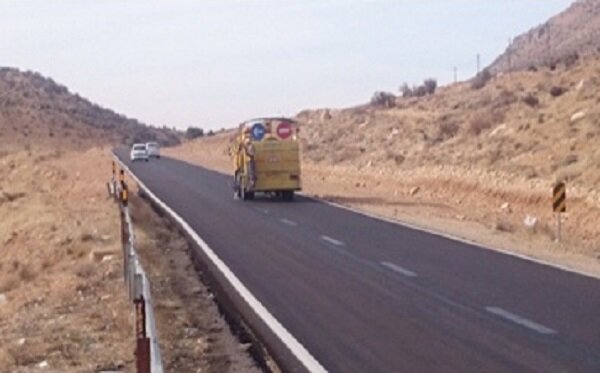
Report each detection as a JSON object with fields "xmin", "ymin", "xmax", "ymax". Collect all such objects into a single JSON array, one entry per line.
[
  {"xmin": 489, "ymin": 0, "xmax": 600, "ymax": 73},
  {"xmin": 0, "ymin": 67, "xmax": 181, "ymax": 151},
  {"xmin": 298, "ymin": 55, "xmax": 600, "ymax": 191}
]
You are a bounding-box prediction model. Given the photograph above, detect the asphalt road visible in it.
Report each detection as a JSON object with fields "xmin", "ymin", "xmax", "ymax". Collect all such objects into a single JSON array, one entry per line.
[{"xmin": 115, "ymin": 150, "xmax": 600, "ymax": 373}]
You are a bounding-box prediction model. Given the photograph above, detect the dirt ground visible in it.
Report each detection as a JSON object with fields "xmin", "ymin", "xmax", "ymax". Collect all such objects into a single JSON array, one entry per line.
[
  {"xmin": 0, "ymin": 145, "xmax": 259, "ymax": 372},
  {"xmin": 127, "ymin": 191, "xmax": 260, "ymax": 373},
  {"xmin": 164, "ymin": 128, "xmax": 600, "ymax": 278},
  {"xmin": 0, "ymin": 147, "xmax": 133, "ymax": 372}
]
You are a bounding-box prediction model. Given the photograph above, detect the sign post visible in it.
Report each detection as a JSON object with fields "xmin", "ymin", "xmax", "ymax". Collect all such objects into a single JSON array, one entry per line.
[{"xmin": 552, "ymin": 181, "xmax": 566, "ymax": 242}]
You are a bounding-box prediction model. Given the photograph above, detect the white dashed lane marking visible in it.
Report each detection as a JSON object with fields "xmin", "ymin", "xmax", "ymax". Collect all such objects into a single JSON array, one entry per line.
[
  {"xmin": 280, "ymin": 218, "xmax": 298, "ymax": 226},
  {"xmin": 485, "ymin": 306, "xmax": 557, "ymax": 335},
  {"xmin": 381, "ymin": 261, "xmax": 417, "ymax": 277},
  {"xmin": 321, "ymin": 235, "xmax": 344, "ymax": 246}
]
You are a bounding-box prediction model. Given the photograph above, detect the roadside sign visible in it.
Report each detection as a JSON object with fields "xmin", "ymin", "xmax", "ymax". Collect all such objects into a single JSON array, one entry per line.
[
  {"xmin": 553, "ymin": 181, "xmax": 566, "ymax": 243},
  {"xmin": 553, "ymin": 182, "xmax": 566, "ymax": 213}
]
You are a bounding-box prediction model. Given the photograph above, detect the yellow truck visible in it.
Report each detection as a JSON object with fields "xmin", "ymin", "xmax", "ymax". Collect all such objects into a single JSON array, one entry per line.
[{"xmin": 231, "ymin": 118, "xmax": 301, "ymax": 201}]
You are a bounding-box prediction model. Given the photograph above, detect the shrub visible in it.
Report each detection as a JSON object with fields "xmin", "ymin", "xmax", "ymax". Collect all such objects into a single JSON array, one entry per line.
[
  {"xmin": 185, "ymin": 127, "xmax": 204, "ymax": 139},
  {"xmin": 423, "ymin": 78, "xmax": 437, "ymax": 95},
  {"xmin": 471, "ymin": 69, "xmax": 492, "ymax": 90},
  {"xmin": 550, "ymin": 86, "xmax": 567, "ymax": 97},
  {"xmin": 399, "ymin": 83, "xmax": 412, "ymax": 98},
  {"xmin": 399, "ymin": 78, "xmax": 437, "ymax": 98},
  {"xmin": 370, "ymin": 91, "xmax": 396, "ymax": 108},
  {"xmin": 522, "ymin": 93, "xmax": 539, "ymax": 107}
]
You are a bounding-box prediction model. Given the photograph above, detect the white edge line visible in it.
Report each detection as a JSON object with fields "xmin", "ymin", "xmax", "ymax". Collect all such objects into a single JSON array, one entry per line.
[
  {"xmin": 485, "ymin": 306, "xmax": 557, "ymax": 335},
  {"xmin": 115, "ymin": 155, "xmax": 327, "ymax": 373},
  {"xmin": 299, "ymin": 194, "xmax": 600, "ymax": 281},
  {"xmin": 381, "ymin": 261, "xmax": 417, "ymax": 277},
  {"xmin": 320, "ymin": 235, "xmax": 344, "ymax": 246}
]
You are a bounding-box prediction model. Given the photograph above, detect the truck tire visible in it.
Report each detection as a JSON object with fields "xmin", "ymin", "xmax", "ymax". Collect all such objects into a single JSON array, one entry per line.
[
  {"xmin": 282, "ymin": 191, "xmax": 294, "ymax": 201},
  {"xmin": 234, "ymin": 173, "xmax": 242, "ymax": 199}
]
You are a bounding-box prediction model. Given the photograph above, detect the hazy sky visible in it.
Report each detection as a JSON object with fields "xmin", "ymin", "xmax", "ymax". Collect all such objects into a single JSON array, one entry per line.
[{"xmin": 1, "ymin": 1, "xmax": 572, "ymax": 130}]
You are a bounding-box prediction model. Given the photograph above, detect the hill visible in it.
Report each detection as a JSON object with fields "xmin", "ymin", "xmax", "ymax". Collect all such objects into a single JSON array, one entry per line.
[
  {"xmin": 0, "ymin": 67, "xmax": 181, "ymax": 151},
  {"xmin": 489, "ymin": 0, "xmax": 600, "ymax": 73}
]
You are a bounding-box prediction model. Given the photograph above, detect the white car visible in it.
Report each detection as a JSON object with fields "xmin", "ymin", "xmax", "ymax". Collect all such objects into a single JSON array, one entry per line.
[
  {"xmin": 145, "ymin": 142, "xmax": 160, "ymax": 158},
  {"xmin": 130, "ymin": 143, "xmax": 149, "ymax": 162}
]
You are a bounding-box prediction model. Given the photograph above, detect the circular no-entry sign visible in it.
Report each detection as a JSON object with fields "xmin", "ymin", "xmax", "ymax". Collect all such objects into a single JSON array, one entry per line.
[{"xmin": 276, "ymin": 121, "xmax": 293, "ymax": 139}]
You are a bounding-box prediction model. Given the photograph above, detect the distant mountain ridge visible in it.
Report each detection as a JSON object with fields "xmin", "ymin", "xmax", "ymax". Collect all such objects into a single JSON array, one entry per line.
[
  {"xmin": 488, "ymin": 0, "xmax": 600, "ymax": 73},
  {"xmin": 0, "ymin": 67, "xmax": 180, "ymax": 150}
]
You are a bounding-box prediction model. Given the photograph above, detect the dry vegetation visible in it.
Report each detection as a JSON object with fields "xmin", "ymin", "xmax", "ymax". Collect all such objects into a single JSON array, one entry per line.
[
  {"xmin": 166, "ymin": 55, "xmax": 600, "ymax": 276},
  {"xmin": 0, "ymin": 147, "xmax": 133, "ymax": 372}
]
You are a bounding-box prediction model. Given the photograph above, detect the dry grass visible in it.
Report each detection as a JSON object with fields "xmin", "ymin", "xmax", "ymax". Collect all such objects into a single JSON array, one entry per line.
[{"xmin": 0, "ymin": 148, "xmax": 134, "ymax": 372}]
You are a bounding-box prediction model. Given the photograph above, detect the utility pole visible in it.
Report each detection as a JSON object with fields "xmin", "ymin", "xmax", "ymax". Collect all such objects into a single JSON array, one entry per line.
[
  {"xmin": 476, "ymin": 53, "xmax": 480, "ymax": 75},
  {"xmin": 546, "ymin": 24, "xmax": 552, "ymax": 67},
  {"xmin": 453, "ymin": 67, "xmax": 457, "ymax": 83}
]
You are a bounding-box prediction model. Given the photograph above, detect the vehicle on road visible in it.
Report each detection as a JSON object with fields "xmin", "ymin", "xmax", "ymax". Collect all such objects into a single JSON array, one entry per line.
[
  {"xmin": 231, "ymin": 118, "xmax": 301, "ymax": 201},
  {"xmin": 130, "ymin": 143, "xmax": 149, "ymax": 162},
  {"xmin": 145, "ymin": 142, "xmax": 160, "ymax": 158}
]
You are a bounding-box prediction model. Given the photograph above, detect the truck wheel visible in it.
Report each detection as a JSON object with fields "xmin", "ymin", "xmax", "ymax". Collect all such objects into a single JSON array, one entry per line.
[
  {"xmin": 234, "ymin": 173, "xmax": 242, "ymax": 199},
  {"xmin": 282, "ymin": 191, "xmax": 294, "ymax": 201}
]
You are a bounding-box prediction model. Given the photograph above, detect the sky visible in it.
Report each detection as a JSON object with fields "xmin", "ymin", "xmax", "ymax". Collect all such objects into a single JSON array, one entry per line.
[{"xmin": 1, "ymin": 0, "xmax": 573, "ymax": 130}]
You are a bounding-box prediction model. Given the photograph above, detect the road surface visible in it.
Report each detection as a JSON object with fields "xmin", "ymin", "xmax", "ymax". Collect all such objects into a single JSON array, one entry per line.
[{"xmin": 115, "ymin": 149, "xmax": 600, "ymax": 373}]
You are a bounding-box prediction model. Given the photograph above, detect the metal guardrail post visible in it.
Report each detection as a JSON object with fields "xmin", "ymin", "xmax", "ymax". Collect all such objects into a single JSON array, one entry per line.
[
  {"xmin": 114, "ymin": 159, "xmax": 164, "ymax": 372},
  {"xmin": 134, "ymin": 274, "xmax": 151, "ymax": 373},
  {"xmin": 120, "ymin": 207, "xmax": 128, "ymax": 283}
]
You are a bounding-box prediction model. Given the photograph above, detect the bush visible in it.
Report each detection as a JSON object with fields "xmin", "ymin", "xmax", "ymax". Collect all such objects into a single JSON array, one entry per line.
[
  {"xmin": 185, "ymin": 127, "xmax": 204, "ymax": 139},
  {"xmin": 522, "ymin": 93, "xmax": 539, "ymax": 107},
  {"xmin": 550, "ymin": 86, "xmax": 567, "ymax": 97},
  {"xmin": 423, "ymin": 78, "xmax": 437, "ymax": 95},
  {"xmin": 370, "ymin": 91, "xmax": 396, "ymax": 108},
  {"xmin": 399, "ymin": 83, "xmax": 412, "ymax": 98},
  {"xmin": 471, "ymin": 69, "xmax": 492, "ymax": 90},
  {"xmin": 400, "ymin": 79, "xmax": 437, "ymax": 98}
]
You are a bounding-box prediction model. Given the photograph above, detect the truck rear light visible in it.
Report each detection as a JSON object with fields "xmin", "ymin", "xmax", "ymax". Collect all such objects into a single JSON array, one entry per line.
[{"xmin": 289, "ymin": 174, "xmax": 299, "ymax": 180}]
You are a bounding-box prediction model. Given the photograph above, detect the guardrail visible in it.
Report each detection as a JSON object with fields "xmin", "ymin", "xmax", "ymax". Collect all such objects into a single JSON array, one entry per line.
[{"xmin": 109, "ymin": 162, "xmax": 164, "ymax": 373}]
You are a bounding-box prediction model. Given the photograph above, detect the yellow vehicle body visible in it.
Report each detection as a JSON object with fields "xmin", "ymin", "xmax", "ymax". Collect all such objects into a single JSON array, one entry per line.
[{"xmin": 232, "ymin": 118, "xmax": 301, "ymax": 201}]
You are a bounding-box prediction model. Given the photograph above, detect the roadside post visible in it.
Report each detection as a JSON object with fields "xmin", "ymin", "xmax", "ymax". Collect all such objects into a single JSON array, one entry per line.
[
  {"xmin": 553, "ymin": 181, "xmax": 566, "ymax": 242},
  {"xmin": 134, "ymin": 274, "xmax": 150, "ymax": 373},
  {"xmin": 121, "ymin": 182, "xmax": 129, "ymax": 207},
  {"xmin": 112, "ymin": 161, "xmax": 116, "ymax": 197}
]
